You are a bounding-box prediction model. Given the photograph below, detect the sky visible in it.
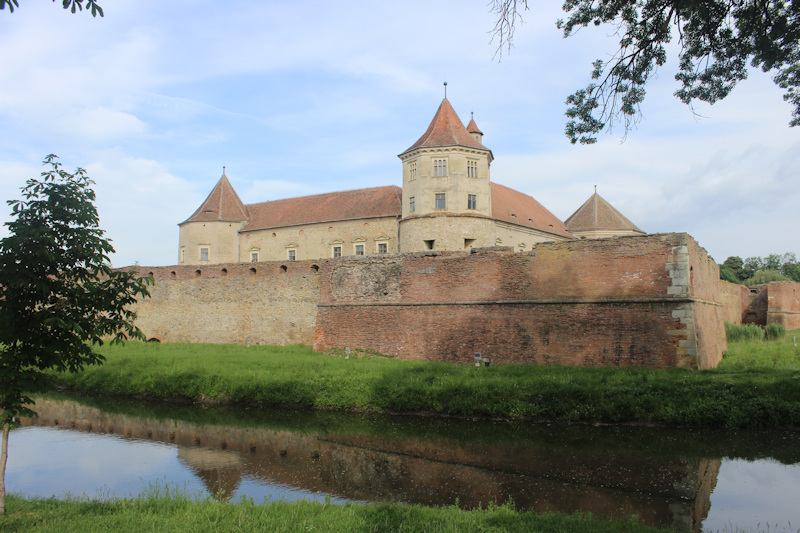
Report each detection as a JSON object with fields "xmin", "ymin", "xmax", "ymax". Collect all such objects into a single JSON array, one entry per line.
[{"xmin": 1, "ymin": 0, "xmax": 798, "ymax": 267}]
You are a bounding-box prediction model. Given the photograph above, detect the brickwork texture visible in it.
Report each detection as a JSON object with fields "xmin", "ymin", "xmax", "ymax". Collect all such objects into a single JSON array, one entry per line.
[{"xmin": 128, "ymin": 233, "xmax": 800, "ymax": 369}]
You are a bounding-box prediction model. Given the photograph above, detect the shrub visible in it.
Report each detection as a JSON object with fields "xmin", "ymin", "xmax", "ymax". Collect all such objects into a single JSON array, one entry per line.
[
  {"xmin": 744, "ymin": 269, "xmax": 790, "ymax": 286},
  {"xmin": 725, "ymin": 322, "xmax": 764, "ymax": 342},
  {"xmin": 764, "ymin": 323, "xmax": 786, "ymax": 341}
]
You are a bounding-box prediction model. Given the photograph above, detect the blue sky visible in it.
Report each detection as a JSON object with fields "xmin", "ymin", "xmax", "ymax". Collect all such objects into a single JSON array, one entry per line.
[{"xmin": 1, "ymin": 0, "xmax": 798, "ymax": 267}]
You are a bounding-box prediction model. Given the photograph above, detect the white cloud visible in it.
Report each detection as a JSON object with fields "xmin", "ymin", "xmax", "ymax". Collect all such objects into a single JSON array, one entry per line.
[{"xmin": 0, "ymin": 0, "xmax": 797, "ymax": 266}]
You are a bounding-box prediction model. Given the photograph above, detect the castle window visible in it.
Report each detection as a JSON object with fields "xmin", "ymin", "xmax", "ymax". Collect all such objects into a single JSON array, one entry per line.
[
  {"xmin": 355, "ymin": 244, "xmax": 365, "ymax": 256},
  {"xmin": 333, "ymin": 246, "xmax": 342, "ymax": 258},
  {"xmin": 409, "ymin": 161, "xmax": 417, "ymax": 181},
  {"xmin": 378, "ymin": 243, "xmax": 388, "ymax": 254},
  {"xmin": 250, "ymin": 252, "xmax": 259, "ymax": 263},
  {"xmin": 467, "ymin": 194, "xmax": 477, "ymax": 210},
  {"xmin": 288, "ymin": 249, "xmax": 296, "ymax": 261},
  {"xmin": 435, "ymin": 193, "xmax": 446, "ymax": 209},
  {"xmin": 467, "ymin": 160, "xmax": 478, "ymax": 178},
  {"xmin": 180, "ymin": 248, "xmax": 185, "ymax": 264},
  {"xmin": 433, "ymin": 159, "xmax": 447, "ymax": 177},
  {"xmin": 409, "ymin": 196, "xmax": 415, "ymax": 212},
  {"xmin": 199, "ymin": 247, "xmax": 209, "ymax": 262}
]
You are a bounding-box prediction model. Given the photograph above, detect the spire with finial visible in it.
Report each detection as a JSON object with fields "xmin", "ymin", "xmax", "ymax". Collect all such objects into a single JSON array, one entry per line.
[{"xmin": 443, "ymin": 81, "xmax": 447, "ymax": 99}]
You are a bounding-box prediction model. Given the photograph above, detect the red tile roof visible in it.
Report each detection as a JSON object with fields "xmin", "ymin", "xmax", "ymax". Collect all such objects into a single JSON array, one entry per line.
[
  {"xmin": 491, "ymin": 183, "xmax": 573, "ymax": 238},
  {"xmin": 180, "ymin": 173, "xmax": 248, "ymax": 224},
  {"xmin": 564, "ymin": 192, "xmax": 644, "ymax": 233},
  {"xmin": 466, "ymin": 116, "xmax": 483, "ymax": 135},
  {"xmin": 242, "ymin": 186, "xmax": 402, "ymax": 231},
  {"xmin": 401, "ymin": 99, "xmax": 489, "ymax": 155}
]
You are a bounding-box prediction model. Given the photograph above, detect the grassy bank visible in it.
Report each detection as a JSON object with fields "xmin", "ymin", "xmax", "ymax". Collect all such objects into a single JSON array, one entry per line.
[
  {"xmin": 46, "ymin": 331, "xmax": 800, "ymax": 427},
  {"xmin": 0, "ymin": 492, "xmax": 675, "ymax": 533}
]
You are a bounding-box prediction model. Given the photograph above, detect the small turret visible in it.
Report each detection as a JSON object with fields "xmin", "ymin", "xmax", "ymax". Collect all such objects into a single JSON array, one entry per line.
[{"xmin": 467, "ymin": 113, "xmax": 483, "ymax": 144}]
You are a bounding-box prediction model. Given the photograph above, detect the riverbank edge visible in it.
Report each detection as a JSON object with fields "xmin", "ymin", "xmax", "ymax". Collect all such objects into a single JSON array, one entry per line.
[
  {"xmin": 46, "ymin": 385, "xmax": 706, "ymax": 429},
  {"xmin": 44, "ymin": 337, "xmax": 800, "ymax": 428},
  {"xmin": 1, "ymin": 494, "xmax": 679, "ymax": 533}
]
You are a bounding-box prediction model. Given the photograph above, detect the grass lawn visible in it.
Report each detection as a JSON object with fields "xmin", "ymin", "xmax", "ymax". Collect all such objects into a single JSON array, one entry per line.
[
  {"xmin": 45, "ymin": 330, "xmax": 800, "ymax": 427},
  {"xmin": 0, "ymin": 492, "xmax": 677, "ymax": 533}
]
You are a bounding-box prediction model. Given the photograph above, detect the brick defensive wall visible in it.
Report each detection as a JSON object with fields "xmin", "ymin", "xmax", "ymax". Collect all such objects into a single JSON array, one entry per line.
[
  {"xmin": 314, "ymin": 233, "xmax": 726, "ymax": 369},
  {"xmin": 128, "ymin": 260, "xmax": 322, "ymax": 345},
  {"xmin": 129, "ymin": 233, "xmax": 732, "ymax": 368}
]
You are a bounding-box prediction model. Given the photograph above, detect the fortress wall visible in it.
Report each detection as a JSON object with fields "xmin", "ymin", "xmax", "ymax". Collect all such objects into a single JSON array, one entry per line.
[
  {"xmin": 744, "ymin": 287, "xmax": 769, "ymax": 325},
  {"xmin": 765, "ymin": 282, "xmax": 800, "ymax": 329},
  {"xmin": 315, "ymin": 233, "xmax": 726, "ymax": 368},
  {"xmin": 125, "ymin": 233, "xmax": 732, "ymax": 367},
  {"xmin": 719, "ymin": 281, "xmax": 752, "ymax": 325},
  {"xmin": 129, "ymin": 261, "xmax": 320, "ymax": 345},
  {"xmin": 686, "ymin": 238, "xmax": 727, "ymax": 368}
]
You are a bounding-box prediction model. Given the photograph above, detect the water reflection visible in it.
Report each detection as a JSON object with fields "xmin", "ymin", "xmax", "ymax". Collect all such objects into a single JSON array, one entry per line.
[{"xmin": 9, "ymin": 395, "xmax": 800, "ymax": 532}]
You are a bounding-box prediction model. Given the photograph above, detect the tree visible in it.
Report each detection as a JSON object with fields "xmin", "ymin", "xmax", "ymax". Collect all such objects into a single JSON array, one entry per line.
[
  {"xmin": 490, "ymin": 0, "xmax": 800, "ymax": 144},
  {"xmin": 722, "ymin": 256, "xmax": 745, "ymax": 282},
  {"xmin": 0, "ymin": 155, "xmax": 150, "ymax": 515},
  {"xmin": 0, "ymin": 0, "xmax": 103, "ymax": 16}
]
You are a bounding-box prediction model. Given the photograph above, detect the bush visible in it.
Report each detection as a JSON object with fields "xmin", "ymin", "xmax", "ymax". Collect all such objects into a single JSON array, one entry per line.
[
  {"xmin": 744, "ymin": 269, "xmax": 790, "ymax": 286},
  {"xmin": 764, "ymin": 323, "xmax": 786, "ymax": 341},
  {"xmin": 725, "ymin": 322, "xmax": 764, "ymax": 342}
]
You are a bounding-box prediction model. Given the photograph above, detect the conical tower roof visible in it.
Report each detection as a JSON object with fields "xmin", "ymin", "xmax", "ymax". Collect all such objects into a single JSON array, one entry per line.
[
  {"xmin": 401, "ymin": 98, "xmax": 490, "ymax": 157},
  {"xmin": 180, "ymin": 172, "xmax": 248, "ymax": 225},
  {"xmin": 466, "ymin": 116, "xmax": 483, "ymax": 135},
  {"xmin": 564, "ymin": 192, "xmax": 644, "ymax": 233}
]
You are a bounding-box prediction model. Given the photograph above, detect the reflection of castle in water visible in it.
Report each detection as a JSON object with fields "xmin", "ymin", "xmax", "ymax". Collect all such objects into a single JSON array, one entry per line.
[{"xmin": 22, "ymin": 398, "xmax": 718, "ymax": 531}]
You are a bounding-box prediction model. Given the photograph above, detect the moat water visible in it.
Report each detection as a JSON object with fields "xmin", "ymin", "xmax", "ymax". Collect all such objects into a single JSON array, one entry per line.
[{"xmin": 6, "ymin": 394, "xmax": 800, "ymax": 532}]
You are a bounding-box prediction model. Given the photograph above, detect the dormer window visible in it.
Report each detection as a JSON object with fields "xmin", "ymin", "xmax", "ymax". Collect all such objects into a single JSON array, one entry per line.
[{"xmin": 433, "ymin": 159, "xmax": 447, "ymax": 177}]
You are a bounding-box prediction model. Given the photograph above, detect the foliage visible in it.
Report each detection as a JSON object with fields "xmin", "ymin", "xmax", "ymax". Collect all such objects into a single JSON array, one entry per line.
[
  {"xmin": 745, "ymin": 268, "xmax": 790, "ymax": 286},
  {"xmin": 0, "ymin": 0, "xmax": 102, "ymax": 16},
  {"xmin": 0, "ymin": 491, "xmax": 671, "ymax": 533},
  {"xmin": 490, "ymin": 0, "xmax": 800, "ymax": 144},
  {"xmin": 725, "ymin": 322, "xmax": 765, "ymax": 342},
  {"xmin": 720, "ymin": 252, "xmax": 800, "ymax": 283},
  {"xmin": 765, "ymin": 323, "xmax": 787, "ymax": 341},
  {"xmin": 719, "ymin": 264, "xmax": 740, "ymax": 284},
  {"xmin": 0, "ymin": 155, "xmax": 151, "ymax": 514},
  {"xmin": 722, "ymin": 256, "xmax": 744, "ymax": 282},
  {"xmin": 48, "ymin": 333, "xmax": 800, "ymax": 428}
]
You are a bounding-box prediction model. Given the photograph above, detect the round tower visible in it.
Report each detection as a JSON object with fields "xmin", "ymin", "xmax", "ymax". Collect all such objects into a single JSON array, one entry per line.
[{"xmin": 398, "ymin": 99, "xmax": 495, "ymax": 253}]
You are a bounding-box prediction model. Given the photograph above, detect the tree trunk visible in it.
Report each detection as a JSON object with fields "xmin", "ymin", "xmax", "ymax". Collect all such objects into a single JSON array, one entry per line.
[{"xmin": 0, "ymin": 421, "xmax": 9, "ymax": 515}]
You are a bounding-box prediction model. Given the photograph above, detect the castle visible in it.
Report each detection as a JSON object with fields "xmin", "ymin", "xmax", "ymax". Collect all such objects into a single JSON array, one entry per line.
[
  {"xmin": 178, "ymin": 98, "xmax": 644, "ymax": 264},
  {"xmin": 130, "ymin": 97, "xmax": 799, "ymax": 370}
]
